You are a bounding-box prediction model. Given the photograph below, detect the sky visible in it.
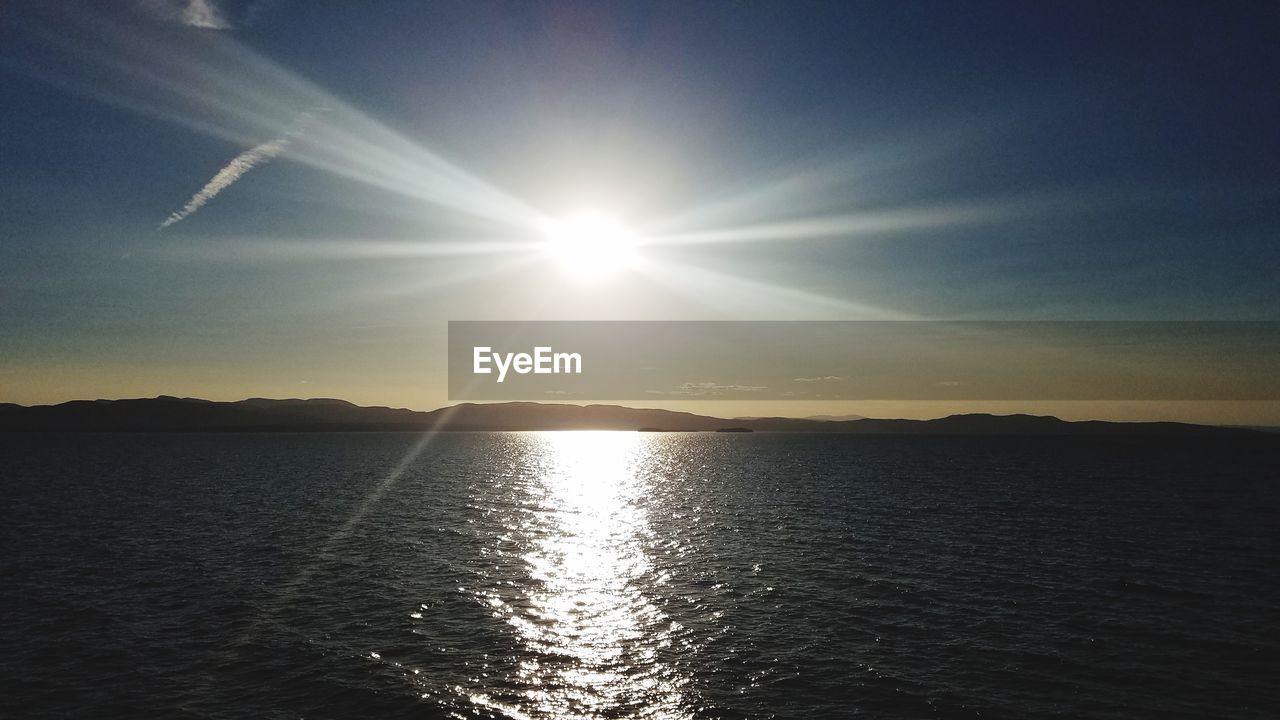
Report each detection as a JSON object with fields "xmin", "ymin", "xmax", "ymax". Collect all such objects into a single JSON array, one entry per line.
[{"xmin": 1, "ymin": 1, "xmax": 1278, "ymax": 421}]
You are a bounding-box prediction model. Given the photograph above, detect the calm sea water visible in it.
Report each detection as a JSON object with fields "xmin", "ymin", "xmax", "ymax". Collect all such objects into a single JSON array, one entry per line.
[{"xmin": 2, "ymin": 432, "xmax": 1278, "ymax": 719}]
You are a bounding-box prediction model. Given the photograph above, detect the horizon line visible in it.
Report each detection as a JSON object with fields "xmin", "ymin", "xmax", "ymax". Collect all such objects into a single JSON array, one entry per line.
[{"xmin": 3, "ymin": 394, "xmax": 1277, "ymax": 429}]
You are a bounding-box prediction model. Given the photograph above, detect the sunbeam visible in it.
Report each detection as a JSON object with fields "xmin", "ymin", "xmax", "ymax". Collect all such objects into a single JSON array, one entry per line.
[
  {"xmin": 644, "ymin": 201, "xmax": 1022, "ymax": 248},
  {"xmin": 633, "ymin": 257, "xmax": 913, "ymax": 319},
  {"xmin": 154, "ymin": 237, "xmax": 537, "ymax": 262},
  {"xmin": 15, "ymin": 5, "xmax": 545, "ymax": 230}
]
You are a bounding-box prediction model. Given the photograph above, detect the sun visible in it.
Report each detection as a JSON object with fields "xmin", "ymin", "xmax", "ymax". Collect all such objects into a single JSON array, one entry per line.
[{"xmin": 539, "ymin": 211, "xmax": 639, "ymax": 281}]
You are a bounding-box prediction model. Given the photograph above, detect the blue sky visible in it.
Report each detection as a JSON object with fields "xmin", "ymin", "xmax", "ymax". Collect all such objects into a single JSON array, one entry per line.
[{"xmin": 1, "ymin": 1, "xmax": 1277, "ymax": 415}]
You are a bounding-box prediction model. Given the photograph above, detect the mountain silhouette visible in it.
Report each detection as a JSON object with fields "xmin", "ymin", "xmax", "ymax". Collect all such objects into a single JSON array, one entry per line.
[{"xmin": 0, "ymin": 397, "xmax": 1264, "ymax": 436}]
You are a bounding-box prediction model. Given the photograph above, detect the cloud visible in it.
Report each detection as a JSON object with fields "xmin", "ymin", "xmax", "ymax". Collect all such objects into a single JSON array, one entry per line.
[
  {"xmin": 159, "ymin": 111, "xmax": 317, "ymax": 229},
  {"xmin": 142, "ymin": 0, "xmax": 231, "ymax": 29},
  {"xmin": 793, "ymin": 376, "xmax": 845, "ymax": 382},
  {"xmin": 182, "ymin": 0, "xmax": 230, "ymax": 28}
]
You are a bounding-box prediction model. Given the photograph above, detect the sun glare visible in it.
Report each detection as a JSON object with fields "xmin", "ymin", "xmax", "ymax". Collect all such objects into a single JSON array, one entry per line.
[{"xmin": 540, "ymin": 211, "xmax": 639, "ymax": 281}]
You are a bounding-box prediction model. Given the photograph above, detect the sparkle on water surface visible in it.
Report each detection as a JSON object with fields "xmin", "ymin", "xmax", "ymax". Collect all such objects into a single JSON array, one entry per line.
[{"xmin": 466, "ymin": 432, "xmax": 691, "ymax": 720}]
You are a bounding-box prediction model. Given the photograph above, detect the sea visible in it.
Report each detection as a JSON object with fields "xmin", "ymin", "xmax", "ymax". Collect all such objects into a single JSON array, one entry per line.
[{"xmin": 2, "ymin": 431, "xmax": 1277, "ymax": 719}]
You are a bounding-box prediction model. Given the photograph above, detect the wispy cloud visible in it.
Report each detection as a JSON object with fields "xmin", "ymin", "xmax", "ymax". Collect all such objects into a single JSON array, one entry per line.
[
  {"xmin": 142, "ymin": 0, "xmax": 231, "ymax": 29},
  {"xmin": 159, "ymin": 111, "xmax": 317, "ymax": 229},
  {"xmin": 182, "ymin": 0, "xmax": 230, "ymax": 28},
  {"xmin": 793, "ymin": 376, "xmax": 845, "ymax": 383}
]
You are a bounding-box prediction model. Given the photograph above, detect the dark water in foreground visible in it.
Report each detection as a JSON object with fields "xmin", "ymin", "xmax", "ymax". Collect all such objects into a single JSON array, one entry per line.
[{"xmin": 2, "ymin": 432, "xmax": 1278, "ymax": 719}]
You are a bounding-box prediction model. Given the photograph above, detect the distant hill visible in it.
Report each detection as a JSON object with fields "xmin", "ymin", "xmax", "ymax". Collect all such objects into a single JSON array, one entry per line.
[
  {"xmin": 732, "ymin": 414, "xmax": 866, "ymax": 421},
  {"xmin": 0, "ymin": 397, "xmax": 1264, "ymax": 436}
]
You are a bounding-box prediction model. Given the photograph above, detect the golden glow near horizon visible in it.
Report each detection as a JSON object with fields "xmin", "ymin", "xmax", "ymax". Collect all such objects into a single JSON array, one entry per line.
[{"xmin": 539, "ymin": 211, "xmax": 640, "ymax": 282}]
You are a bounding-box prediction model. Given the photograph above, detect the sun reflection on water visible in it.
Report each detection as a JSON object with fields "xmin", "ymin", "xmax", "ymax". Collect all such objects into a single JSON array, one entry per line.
[{"xmin": 468, "ymin": 432, "xmax": 692, "ymax": 720}]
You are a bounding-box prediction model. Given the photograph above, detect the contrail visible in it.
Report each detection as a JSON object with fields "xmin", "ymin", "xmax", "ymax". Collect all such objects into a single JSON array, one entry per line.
[{"xmin": 159, "ymin": 110, "xmax": 317, "ymax": 229}]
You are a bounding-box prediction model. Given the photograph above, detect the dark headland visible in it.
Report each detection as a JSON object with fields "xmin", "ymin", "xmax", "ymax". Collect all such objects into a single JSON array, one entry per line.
[{"xmin": 0, "ymin": 397, "xmax": 1267, "ymax": 436}]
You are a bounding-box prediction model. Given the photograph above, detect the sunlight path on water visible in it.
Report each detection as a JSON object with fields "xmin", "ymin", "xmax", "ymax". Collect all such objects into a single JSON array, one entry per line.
[{"xmin": 465, "ymin": 432, "xmax": 693, "ymax": 720}]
